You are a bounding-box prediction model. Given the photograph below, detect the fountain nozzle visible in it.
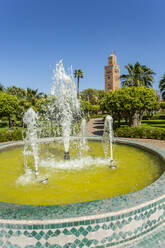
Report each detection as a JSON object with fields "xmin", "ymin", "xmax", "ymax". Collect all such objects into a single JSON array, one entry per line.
[
  {"xmin": 110, "ymin": 165, "xmax": 117, "ymax": 170},
  {"xmin": 35, "ymin": 170, "xmax": 39, "ymax": 178},
  {"xmin": 40, "ymin": 178, "xmax": 48, "ymax": 184},
  {"xmin": 64, "ymin": 152, "xmax": 70, "ymax": 160},
  {"xmin": 109, "ymin": 162, "xmax": 117, "ymax": 170},
  {"xmin": 109, "ymin": 158, "xmax": 117, "ymax": 169}
]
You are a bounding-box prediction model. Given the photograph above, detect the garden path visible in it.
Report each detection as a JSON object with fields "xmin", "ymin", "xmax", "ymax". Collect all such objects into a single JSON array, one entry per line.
[{"xmin": 86, "ymin": 118, "xmax": 104, "ymax": 136}]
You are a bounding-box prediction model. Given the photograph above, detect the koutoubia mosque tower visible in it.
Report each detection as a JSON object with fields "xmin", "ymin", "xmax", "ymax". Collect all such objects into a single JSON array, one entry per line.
[{"xmin": 104, "ymin": 51, "xmax": 120, "ymax": 92}]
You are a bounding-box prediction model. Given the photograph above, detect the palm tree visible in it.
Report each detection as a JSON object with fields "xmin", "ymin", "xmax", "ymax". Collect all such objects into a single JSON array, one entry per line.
[
  {"xmin": 74, "ymin": 69, "xmax": 84, "ymax": 98},
  {"xmin": 7, "ymin": 86, "xmax": 26, "ymax": 98},
  {"xmin": 26, "ymin": 88, "xmax": 46, "ymax": 106},
  {"xmin": 159, "ymin": 74, "xmax": 165, "ymax": 100},
  {"xmin": 121, "ymin": 62, "xmax": 155, "ymax": 87}
]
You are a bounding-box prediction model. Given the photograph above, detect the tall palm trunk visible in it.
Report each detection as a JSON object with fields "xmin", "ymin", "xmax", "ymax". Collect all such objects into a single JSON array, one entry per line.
[{"xmin": 77, "ymin": 77, "xmax": 80, "ymax": 99}]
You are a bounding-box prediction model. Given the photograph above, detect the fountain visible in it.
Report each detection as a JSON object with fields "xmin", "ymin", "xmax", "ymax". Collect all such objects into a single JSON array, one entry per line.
[
  {"xmin": 50, "ymin": 60, "xmax": 81, "ymax": 160},
  {"xmin": 0, "ymin": 61, "xmax": 165, "ymax": 247},
  {"xmin": 21, "ymin": 67, "xmax": 117, "ymax": 182},
  {"xmin": 79, "ymin": 118, "xmax": 88, "ymax": 153},
  {"xmin": 103, "ymin": 115, "xmax": 117, "ymax": 169},
  {"xmin": 23, "ymin": 108, "xmax": 39, "ymax": 177}
]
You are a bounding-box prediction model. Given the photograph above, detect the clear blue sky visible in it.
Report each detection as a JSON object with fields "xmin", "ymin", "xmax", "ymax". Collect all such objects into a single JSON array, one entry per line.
[{"xmin": 0, "ymin": 0, "xmax": 165, "ymax": 93}]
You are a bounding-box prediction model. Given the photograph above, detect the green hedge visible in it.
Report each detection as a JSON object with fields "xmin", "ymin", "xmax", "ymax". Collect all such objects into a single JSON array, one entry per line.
[
  {"xmin": 0, "ymin": 121, "xmax": 81, "ymax": 142},
  {"xmin": 115, "ymin": 126, "xmax": 165, "ymax": 140},
  {"xmin": 0, "ymin": 128, "xmax": 22, "ymax": 142},
  {"xmin": 1, "ymin": 125, "xmax": 165, "ymax": 142}
]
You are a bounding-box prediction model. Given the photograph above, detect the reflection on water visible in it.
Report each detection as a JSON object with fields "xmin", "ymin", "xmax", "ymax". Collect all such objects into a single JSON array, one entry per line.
[{"xmin": 0, "ymin": 141, "xmax": 163, "ymax": 205}]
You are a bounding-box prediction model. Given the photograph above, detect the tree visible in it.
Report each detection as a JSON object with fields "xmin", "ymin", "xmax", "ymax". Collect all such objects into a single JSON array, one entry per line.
[
  {"xmin": 80, "ymin": 100, "xmax": 100, "ymax": 115},
  {"xmin": 7, "ymin": 86, "xmax": 26, "ymax": 98},
  {"xmin": 6, "ymin": 86, "xmax": 47, "ymax": 125},
  {"xmin": 159, "ymin": 74, "xmax": 165, "ymax": 100},
  {"xmin": 100, "ymin": 89, "xmax": 127, "ymax": 127},
  {"xmin": 0, "ymin": 92, "xmax": 19, "ymax": 127},
  {"xmin": 160, "ymin": 102, "xmax": 165, "ymax": 110},
  {"xmin": 121, "ymin": 62, "xmax": 155, "ymax": 87},
  {"xmin": 80, "ymin": 89, "xmax": 107, "ymax": 105},
  {"xmin": 80, "ymin": 100, "xmax": 93, "ymax": 115},
  {"xmin": 80, "ymin": 88, "xmax": 98, "ymax": 105},
  {"xmin": 96, "ymin": 90, "xmax": 107, "ymax": 102},
  {"xmin": 0, "ymin": 84, "xmax": 5, "ymax": 92},
  {"xmin": 74, "ymin": 69, "xmax": 84, "ymax": 99},
  {"xmin": 100, "ymin": 87, "xmax": 158, "ymax": 127},
  {"xmin": 26, "ymin": 88, "xmax": 46, "ymax": 107}
]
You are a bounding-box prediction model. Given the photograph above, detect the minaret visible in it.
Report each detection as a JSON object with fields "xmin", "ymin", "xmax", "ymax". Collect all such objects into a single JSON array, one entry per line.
[{"xmin": 105, "ymin": 51, "xmax": 120, "ymax": 92}]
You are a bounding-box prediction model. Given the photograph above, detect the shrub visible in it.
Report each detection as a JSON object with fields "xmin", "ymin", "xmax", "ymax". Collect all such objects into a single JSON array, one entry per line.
[
  {"xmin": 160, "ymin": 102, "xmax": 165, "ymax": 110},
  {"xmin": 114, "ymin": 126, "xmax": 165, "ymax": 140},
  {"xmin": 0, "ymin": 128, "xmax": 22, "ymax": 142}
]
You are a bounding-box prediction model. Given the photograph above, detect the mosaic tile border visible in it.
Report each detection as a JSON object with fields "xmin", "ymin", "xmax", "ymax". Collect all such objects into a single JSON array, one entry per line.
[{"xmin": 0, "ymin": 199, "xmax": 164, "ymax": 247}]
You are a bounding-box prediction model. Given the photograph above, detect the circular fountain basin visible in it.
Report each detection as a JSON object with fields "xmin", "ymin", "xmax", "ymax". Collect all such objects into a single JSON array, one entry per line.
[
  {"xmin": 0, "ymin": 137, "xmax": 165, "ymax": 247},
  {"xmin": 0, "ymin": 139, "xmax": 164, "ymax": 205}
]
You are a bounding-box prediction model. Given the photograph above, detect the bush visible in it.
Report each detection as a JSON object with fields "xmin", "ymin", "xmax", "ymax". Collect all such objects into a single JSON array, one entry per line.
[
  {"xmin": 160, "ymin": 102, "xmax": 165, "ymax": 110},
  {"xmin": 0, "ymin": 128, "xmax": 22, "ymax": 142},
  {"xmin": 115, "ymin": 126, "xmax": 165, "ymax": 140},
  {"xmin": 88, "ymin": 114, "xmax": 107, "ymax": 119}
]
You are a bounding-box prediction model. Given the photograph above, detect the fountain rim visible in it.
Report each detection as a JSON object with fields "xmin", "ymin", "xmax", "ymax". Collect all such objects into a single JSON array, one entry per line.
[{"xmin": 0, "ymin": 136, "xmax": 165, "ymax": 221}]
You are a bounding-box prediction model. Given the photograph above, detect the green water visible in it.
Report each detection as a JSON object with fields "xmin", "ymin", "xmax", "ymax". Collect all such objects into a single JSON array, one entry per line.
[{"xmin": 0, "ymin": 141, "xmax": 164, "ymax": 205}]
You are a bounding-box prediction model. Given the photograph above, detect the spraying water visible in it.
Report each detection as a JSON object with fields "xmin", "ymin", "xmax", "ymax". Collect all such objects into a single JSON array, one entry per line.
[
  {"xmin": 23, "ymin": 108, "xmax": 39, "ymax": 177},
  {"xmin": 22, "ymin": 61, "xmax": 117, "ymax": 181},
  {"xmin": 79, "ymin": 118, "xmax": 88, "ymax": 153},
  {"xmin": 50, "ymin": 60, "xmax": 81, "ymax": 158},
  {"xmin": 103, "ymin": 115, "xmax": 116, "ymax": 169}
]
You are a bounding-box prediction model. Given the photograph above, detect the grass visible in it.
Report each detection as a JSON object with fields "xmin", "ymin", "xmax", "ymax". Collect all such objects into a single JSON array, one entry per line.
[
  {"xmin": 113, "ymin": 119, "xmax": 165, "ymax": 130},
  {"xmin": 0, "ymin": 126, "xmax": 23, "ymax": 133},
  {"xmin": 141, "ymin": 120, "xmax": 165, "ymax": 130}
]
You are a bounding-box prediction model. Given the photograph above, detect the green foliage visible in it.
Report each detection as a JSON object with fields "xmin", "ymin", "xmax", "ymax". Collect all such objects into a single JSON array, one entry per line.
[
  {"xmin": 80, "ymin": 88, "xmax": 98, "ymax": 105},
  {"xmin": 0, "ymin": 92, "xmax": 20, "ymax": 127},
  {"xmin": 115, "ymin": 126, "xmax": 165, "ymax": 140},
  {"xmin": 160, "ymin": 102, "xmax": 165, "ymax": 109},
  {"xmin": 0, "ymin": 128, "xmax": 22, "ymax": 142},
  {"xmin": 35, "ymin": 97, "xmax": 49, "ymax": 113},
  {"xmin": 142, "ymin": 111, "xmax": 165, "ymax": 120},
  {"xmin": 6, "ymin": 86, "xmax": 47, "ymax": 120},
  {"xmin": 7, "ymin": 86, "xmax": 26, "ymax": 98},
  {"xmin": 80, "ymin": 100, "xmax": 92, "ymax": 114},
  {"xmin": 142, "ymin": 119, "xmax": 165, "ymax": 129},
  {"xmin": 74, "ymin": 69, "xmax": 84, "ymax": 79},
  {"xmin": 91, "ymin": 105, "xmax": 100, "ymax": 114},
  {"xmin": 0, "ymin": 83, "xmax": 5, "ymax": 92},
  {"xmin": 0, "ymin": 92, "xmax": 19, "ymax": 116},
  {"xmin": 89, "ymin": 114, "xmax": 107, "ymax": 119},
  {"xmin": 80, "ymin": 88, "xmax": 107, "ymax": 105},
  {"xmin": 26, "ymin": 88, "xmax": 46, "ymax": 106},
  {"xmin": 80, "ymin": 100, "xmax": 100, "ymax": 115},
  {"xmin": 100, "ymin": 86, "xmax": 158, "ymax": 126},
  {"xmin": 121, "ymin": 62, "xmax": 155, "ymax": 87},
  {"xmin": 159, "ymin": 74, "xmax": 165, "ymax": 100},
  {"xmin": 96, "ymin": 90, "xmax": 107, "ymax": 101}
]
